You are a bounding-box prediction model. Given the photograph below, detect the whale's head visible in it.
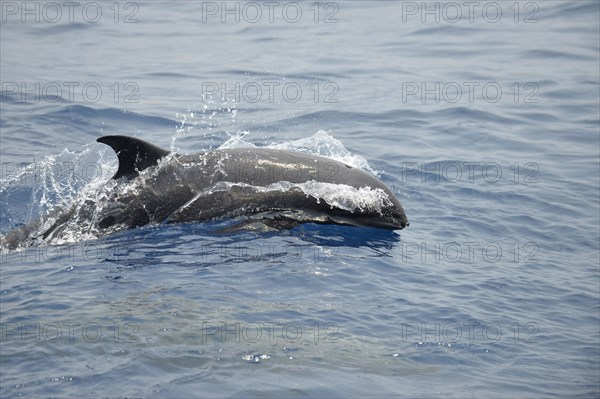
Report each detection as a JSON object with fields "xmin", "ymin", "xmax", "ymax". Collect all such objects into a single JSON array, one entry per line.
[
  {"xmin": 324, "ymin": 190, "xmax": 409, "ymax": 231},
  {"xmin": 367, "ymin": 194, "xmax": 409, "ymax": 230},
  {"xmin": 386, "ymin": 190, "xmax": 409, "ymax": 229},
  {"xmin": 378, "ymin": 203, "xmax": 409, "ymax": 230}
]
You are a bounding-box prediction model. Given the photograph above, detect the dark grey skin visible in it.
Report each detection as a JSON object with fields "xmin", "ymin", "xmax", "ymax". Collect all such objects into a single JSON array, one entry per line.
[{"xmin": 3, "ymin": 135, "xmax": 408, "ymax": 250}]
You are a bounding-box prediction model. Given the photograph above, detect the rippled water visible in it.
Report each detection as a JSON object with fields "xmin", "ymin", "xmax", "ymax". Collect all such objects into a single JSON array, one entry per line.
[{"xmin": 1, "ymin": 1, "xmax": 599, "ymax": 398}]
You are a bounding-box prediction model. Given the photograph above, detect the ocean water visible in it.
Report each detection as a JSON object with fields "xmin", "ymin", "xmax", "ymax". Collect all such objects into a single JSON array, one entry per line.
[{"xmin": 1, "ymin": 1, "xmax": 599, "ymax": 397}]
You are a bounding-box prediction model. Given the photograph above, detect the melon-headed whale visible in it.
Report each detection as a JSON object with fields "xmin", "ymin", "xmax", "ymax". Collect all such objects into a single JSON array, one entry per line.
[{"xmin": 3, "ymin": 135, "xmax": 408, "ymax": 250}]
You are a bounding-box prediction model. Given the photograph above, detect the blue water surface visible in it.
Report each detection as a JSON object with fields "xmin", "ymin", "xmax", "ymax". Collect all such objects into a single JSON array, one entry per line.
[{"xmin": 1, "ymin": 1, "xmax": 599, "ymax": 398}]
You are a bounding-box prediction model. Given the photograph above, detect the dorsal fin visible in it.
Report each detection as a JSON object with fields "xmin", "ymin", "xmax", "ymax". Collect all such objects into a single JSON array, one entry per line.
[{"xmin": 97, "ymin": 135, "xmax": 170, "ymax": 180}]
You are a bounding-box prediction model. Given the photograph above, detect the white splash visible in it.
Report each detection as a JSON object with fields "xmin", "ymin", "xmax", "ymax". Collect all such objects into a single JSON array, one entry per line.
[
  {"xmin": 202, "ymin": 180, "xmax": 393, "ymax": 214},
  {"xmin": 268, "ymin": 130, "xmax": 378, "ymax": 176}
]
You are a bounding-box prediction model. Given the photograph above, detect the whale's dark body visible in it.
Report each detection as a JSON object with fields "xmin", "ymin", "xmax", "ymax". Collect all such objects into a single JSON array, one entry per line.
[{"xmin": 3, "ymin": 135, "xmax": 408, "ymax": 249}]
